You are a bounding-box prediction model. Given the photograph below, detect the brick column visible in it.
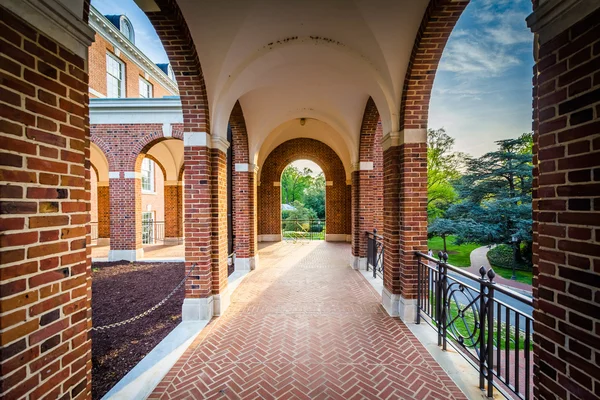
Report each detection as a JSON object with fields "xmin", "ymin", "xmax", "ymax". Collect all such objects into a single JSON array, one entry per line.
[
  {"xmin": 382, "ymin": 130, "xmax": 428, "ymax": 321},
  {"xmin": 181, "ymin": 133, "xmax": 230, "ymax": 319},
  {"xmin": 527, "ymin": 3, "xmax": 600, "ymax": 398},
  {"xmin": 164, "ymin": 182, "xmax": 182, "ymax": 245},
  {"xmin": 108, "ymin": 172, "xmax": 143, "ymax": 261},
  {"xmin": 351, "ymin": 163, "xmax": 375, "ymax": 270},
  {"xmin": 211, "ymin": 141, "xmax": 230, "ymax": 315},
  {"xmin": 97, "ymin": 182, "xmax": 109, "ymax": 245},
  {"xmin": 0, "ymin": 5, "xmax": 95, "ymax": 399},
  {"xmin": 233, "ymin": 163, "xmax": 258, "ymax": 270}
]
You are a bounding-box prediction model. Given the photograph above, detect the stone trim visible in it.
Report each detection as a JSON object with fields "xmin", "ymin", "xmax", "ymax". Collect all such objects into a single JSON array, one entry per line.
[
  {"xmin": 527, "ymin": 0, "xmax": 600, "ymax": 44},
  {"xmin": 2, "ymin": 0, "xmax": 95, "ymax": 58},
  {"xmin": 234, "ymin": 163, "xmax": 259, "ymax": 172}
]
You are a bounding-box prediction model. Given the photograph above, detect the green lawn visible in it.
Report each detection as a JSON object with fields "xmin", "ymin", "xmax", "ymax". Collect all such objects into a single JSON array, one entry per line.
[
  {"xmin": 427, "ymin": 236, "xmax": 481, "ymax": 267},
  {"xmin": 489, "ymin": 265, "xmax": 533, "ymax": 285}
]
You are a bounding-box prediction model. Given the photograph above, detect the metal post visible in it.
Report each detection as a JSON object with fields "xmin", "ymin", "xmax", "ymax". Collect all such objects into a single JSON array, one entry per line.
[
  {"xmin": 417, "ymin": 254, "xmax": 421, "ymax": 325},
  {"xmin": 486, "ymin": 269, "xmax": 496, "ymax": 398},
  {"xmin": 478, "ymin": 267, "xmax": 487, "ymax": 392}
]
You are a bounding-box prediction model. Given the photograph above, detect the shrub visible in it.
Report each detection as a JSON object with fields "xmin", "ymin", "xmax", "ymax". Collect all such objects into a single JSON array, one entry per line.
[{"xmin": 487, "ymin": 244, "xmax": 531, "ymax": 271}]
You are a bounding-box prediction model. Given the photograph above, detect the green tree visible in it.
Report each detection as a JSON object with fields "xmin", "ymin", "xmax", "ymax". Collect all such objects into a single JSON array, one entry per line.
[
  {"xmin": 427, "ymin": 128, "xmax": 463, "ymax": 219},
  {"xmin": 447, "ymin": 133, "xmax": 533, "ymax": 266},
  {"xmin": 303, "ymin": 172, "xmax": 325, "ymax": 219},
  {"xmin": 427, "ymin": 218, "xmax": 455, "ymax": 252},
  {"xmin": 281, "ymin": 165, "xmax": 313, "ymax": 204}
]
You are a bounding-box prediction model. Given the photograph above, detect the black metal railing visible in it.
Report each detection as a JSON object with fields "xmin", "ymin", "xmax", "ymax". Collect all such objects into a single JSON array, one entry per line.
[
  {"xmin": 142, "ymin": 220, "xmax": 165, "ymax": 244},
  {"xmin": 90, "ymin": 222, "xmax": 98, "ymax": 241},
  {"xmin": 416, "ymin": 252, "xmax": 533, "ymax": 399},
  {"xmin": 366, "ymin": 229, "xmax": 384, "ymax": 278},
  {"xmin": 282, "ymin": 219, "xmax": 326, "ymax": 241}
]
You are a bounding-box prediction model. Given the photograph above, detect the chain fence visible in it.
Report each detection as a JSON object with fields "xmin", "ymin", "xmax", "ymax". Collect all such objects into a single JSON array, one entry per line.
[{"xmin": 91, "ymin": 263, "xmax": 196, "ymax": 332}]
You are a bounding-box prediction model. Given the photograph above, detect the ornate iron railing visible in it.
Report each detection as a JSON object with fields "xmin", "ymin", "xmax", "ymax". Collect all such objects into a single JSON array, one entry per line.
[
  {"xmin": 90, "ymin": 222, "xmax": 98, "ymax": 241},
  {"xmin": 366, "ymin": 229, "xmax": 383, "ymax": 278},
  {"xmin": 142, "ymin": 220, "xmax": 165, "ymax": 244},
  {"xmin": 282, "ymin": 219, "xmax": 326, "ymax": 241},
  {"xmin": 416, "ymin": 252, "xmax": 533, "ymax": 400}
]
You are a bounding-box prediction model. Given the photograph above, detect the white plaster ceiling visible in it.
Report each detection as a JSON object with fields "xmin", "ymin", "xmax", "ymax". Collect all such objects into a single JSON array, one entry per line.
[
  {"xmin": 90, "ymin": 142, "xmax": 109, "ymax": 182},
  {"xmin": 146, "ymin": 140, "xmax": 184, "ymax": 181},
  {"xmin": 138, "ymin": 0, "xmax": 429, "ymax": 171}
]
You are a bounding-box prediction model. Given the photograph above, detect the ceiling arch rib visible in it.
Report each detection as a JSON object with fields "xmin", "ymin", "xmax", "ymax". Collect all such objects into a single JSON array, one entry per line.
[
  {"xmin": 212, "ymin": 39, "xmax": 396, "ymax": 144},
  {"xmin": 256, "ymin": 118, "xmax": 353, "ymax": 181}
]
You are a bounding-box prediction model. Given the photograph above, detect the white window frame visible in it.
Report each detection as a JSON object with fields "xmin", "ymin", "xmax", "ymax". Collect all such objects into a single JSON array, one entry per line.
[
  {"xmin": 139, "ymin": 77, "xmax": 153, "ymax": 98},
  {"xmin": 141, "ymin": 158, "xmax": 155, "ymax": 193},
  {"xmin": 106, "ymin": 53, "xmax": 125, "ymax": 98}
]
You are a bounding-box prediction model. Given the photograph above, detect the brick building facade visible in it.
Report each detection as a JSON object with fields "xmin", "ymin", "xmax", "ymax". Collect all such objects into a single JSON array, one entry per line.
[{"xmin": 1, "ymin": 0, "xmax": 599, "ymax": 398}]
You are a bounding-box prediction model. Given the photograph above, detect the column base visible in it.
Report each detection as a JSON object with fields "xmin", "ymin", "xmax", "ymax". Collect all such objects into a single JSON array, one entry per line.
[
  {"xmin": 96, "ymin": 238, "xmax": 110, "ymax": 246},
  {"xmin": 325, "ymin": 234, "xmax": 346, "ymax": 242},
  {"xmin": 213, "ymin": 289, "xmax": 231, "ymax": 316},
  {"xmin": 182, "ymin": 297, "xmax": 214, "ymax": 321},
  {"xmin": 382, "ymin": 287, "xmax": 417, "ymax": 323},
  {"xmin": 351, "ymin": 256, "xmax": 367, "ymax": 270},
  {"xmin": 258, "ymin": 234, "xmax": 281, "ymax": 242},
  {"xmin": 108, "ymin": 248, "xmax": 143, "ymax": 262},
  {"xmin": 164, "ymin": 237, "xmax": 184, "ymax": 245},
  {"xmin": 346, "ymin": 235, "xmax": 352, "ymax": 243},
  {"xmin": 235, "ymin": 255, "xmax": 259, "ymax": 271}
]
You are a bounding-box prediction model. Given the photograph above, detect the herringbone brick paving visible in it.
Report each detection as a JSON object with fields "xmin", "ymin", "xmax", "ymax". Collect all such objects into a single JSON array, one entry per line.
[{"xmin": 149, "ymin": 242, "xmax": 467, "ymax": 399}]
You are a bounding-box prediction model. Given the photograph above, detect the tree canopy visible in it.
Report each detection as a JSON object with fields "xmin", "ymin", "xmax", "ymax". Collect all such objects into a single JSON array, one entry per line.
[
  {"xmin": 427, "ymin": 128, "xmax": 463, "ymax": 219},
  {"xmin": 280, "ymin": 164, "xmax": 326, "ymax": 221}
]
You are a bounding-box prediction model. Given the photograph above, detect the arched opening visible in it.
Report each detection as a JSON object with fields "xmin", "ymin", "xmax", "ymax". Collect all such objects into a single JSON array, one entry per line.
[
  {"xmin": 280, "ymin": 159, "xmax": 326, "ymax": 241},
  {"xmin": 134, "ymin": 138, "xmax": 184, "ymax": 259},
  {"xmin": 258, "ymin": 138, "xmax": 349, "ymax": 243},
  {"xmin": 90, "ymin": 142, "xmax": 110, "ymax": 254}
]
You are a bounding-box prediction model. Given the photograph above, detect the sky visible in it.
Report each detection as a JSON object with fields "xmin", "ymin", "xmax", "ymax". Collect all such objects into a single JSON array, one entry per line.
[
  {"xmin": 429, "ymin": 0, "xmax": 534, "ymax": 156},
  {"xmin": 91, "ymin": 0, "xmax": 534, "ymax": 158}
]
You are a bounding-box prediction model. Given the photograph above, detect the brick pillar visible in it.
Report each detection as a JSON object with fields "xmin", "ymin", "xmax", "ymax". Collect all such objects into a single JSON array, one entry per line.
[
  {"xmin": 97, "ymin": 183, "xmax": 109, "ymax": 244},
  {"xmin": 527, "ymin": 3, "xmax": 600, "ymax": 398},
  {"xmin": 181, "ymin": 134, "xmax": 230, "ymax": 319},
  {"xmin": 0, "ymin": 5, "xmax": 94, "ymax": 399},
  {"xmin": 210, "ymin": 144, "xmax": 230, "ymax": 315},
  {"xmin": 164, "ymin": 182, "xmax": 182, "ymax": 245},
  {"xmin": 108, "ymin": 173, "xmax": 142, "ymax": 261},
  {"xmin": 351, "ymin": 164, "xmax": 375, "ymax": 270},
  {"xmin": 382, "ymin": 131, "xmax": 428, "ymax": 321},
  {"xmin": 177, "ymin": 183, "xmax": 183, "ymax": 238},
  {"xmin": 233, "ymin": 163, "xmax": 258, "ymax": 270}
]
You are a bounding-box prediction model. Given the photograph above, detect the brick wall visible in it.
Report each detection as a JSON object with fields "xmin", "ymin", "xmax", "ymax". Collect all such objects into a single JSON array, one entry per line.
[
  {"xmin": 0, "ymin": 8, "xmax": 91, "ymax": 399},
  {"xmin": 230, "ymin": 101, "xmax": 255, "ymax": 259},
  {"xmin": 164, "ymin": 184, "xmax": 181, "ymax": 238},
  {"xmin": 97, "ymin": 186, "xmax": 109, "ymax": 238},
  {"xmin": 88, "ymin": 33, "xmax": 173, "ymax": 99},
  {"xmin": 353, "ymin": 98, "xmax": 384, "ymax": 258},
  {"xmin": 211, "ymin": 149, "xmax": 228, "ymax": 294},
  {"xmin": 532, "ymin": 8, "xmax": 600, "ymax": 399},
  {"xmin": 147, "ymin": 0, "xmax": 209, "ymax": 134},
  {"xmin": 259, "ymin": 138, "xmax": 349, "ymax": 237},
  {"xmin": 399, "ymin": 0, "xmax": 469, "ymax": 131}
]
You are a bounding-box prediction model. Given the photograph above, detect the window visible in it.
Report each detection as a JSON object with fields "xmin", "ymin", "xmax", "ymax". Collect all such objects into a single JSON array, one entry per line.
[
  {"xmin": 167, "ymin": 64, "xmax": 176, "ymax": 82},
  {"xmin": 106, "ymin": 53, "xmax": 125, "ymax": 98},
  {"xmin": 120, "ymin": 17, "xmax": 135, "ymax": 43},
  {"xmin": 142, "ymin": 212, "xmax": 154, "ymax": 244},
  {"xmin": 139, "ymin": 77, "xmax": 153, "ymax": 98},
  {"xmin": 141, "ymin": 158, "xmax": 155, "ymax": 192}
]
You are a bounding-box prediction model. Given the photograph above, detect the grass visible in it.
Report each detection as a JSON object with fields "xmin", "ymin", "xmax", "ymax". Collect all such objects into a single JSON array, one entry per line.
[
  {"xmin": 489, "ymin": 266, "xmax": 533, "ymax": 285},
  {"xmin": 427, "ymin": 236, "xmax": 481, "ymax": 267},
  {"xmin": 429, "ymin": 295, "xmax": 532, "ymax": 351}
]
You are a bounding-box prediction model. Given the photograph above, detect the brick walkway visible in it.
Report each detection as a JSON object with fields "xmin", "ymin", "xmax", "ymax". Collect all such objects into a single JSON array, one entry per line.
[{"xmin": 149, "ymin": 242, "xmax": 467, "ymax": 399}]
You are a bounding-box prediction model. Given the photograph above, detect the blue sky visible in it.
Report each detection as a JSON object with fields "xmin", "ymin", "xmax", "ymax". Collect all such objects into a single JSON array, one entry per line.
[
  {"xmin": 91, "ymin": 0, "xmax": 533, "ymax": 157},
  {"xmin": 429, "ymin": 0, "xmax": 534, "ymax": 156}
]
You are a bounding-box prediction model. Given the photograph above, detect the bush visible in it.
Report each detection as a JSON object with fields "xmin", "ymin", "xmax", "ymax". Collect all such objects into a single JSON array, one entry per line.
[{"xmin": 487, "ymin": 244, "xmax": 531, "ymax": 271}]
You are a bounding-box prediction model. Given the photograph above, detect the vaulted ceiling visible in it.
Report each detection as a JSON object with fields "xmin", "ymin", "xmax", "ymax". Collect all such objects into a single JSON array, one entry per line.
[{"xmin": 145, "ymin": 0, "xmax": 434, "ymax": 174}]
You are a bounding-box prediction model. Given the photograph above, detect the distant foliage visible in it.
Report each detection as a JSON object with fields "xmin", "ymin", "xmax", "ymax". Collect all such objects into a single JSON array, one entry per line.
[
  {"xmin": 428, "ymin": 132, "xmax": 534, "ymax": 268},
  {"xmin": 281, "ymin": 165, "xmax": 325, "ymax": 222},
  {"xmin": 487, "ymin": 244, "xmax": 530, "ymax": 271}
]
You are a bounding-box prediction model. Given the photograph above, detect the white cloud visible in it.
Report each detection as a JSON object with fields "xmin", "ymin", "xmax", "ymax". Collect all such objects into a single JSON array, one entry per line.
[{"xmin": 439, "ymin": 39, "xmax": 520, "ymax": 77}]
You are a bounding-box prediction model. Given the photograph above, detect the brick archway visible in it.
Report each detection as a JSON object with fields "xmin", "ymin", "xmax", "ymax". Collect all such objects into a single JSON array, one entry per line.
[
  {"xmin": 230, "ymin": 101, "xmax": 257, "ymax": 269},
  {"xmin": 352, "ymin": 97, "xmax": 384, "ymax": 267},
  {"xmin": 259, "ymin": 138, "xmax": 349, "ymax": 241}
]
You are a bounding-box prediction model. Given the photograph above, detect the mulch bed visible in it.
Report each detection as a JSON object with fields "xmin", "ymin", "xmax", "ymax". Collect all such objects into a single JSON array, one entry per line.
[{"xmin": 91, "ymin": 261, "xmax": 184, "ymax": 400}]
